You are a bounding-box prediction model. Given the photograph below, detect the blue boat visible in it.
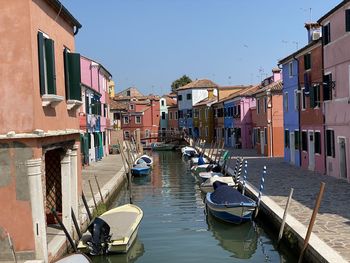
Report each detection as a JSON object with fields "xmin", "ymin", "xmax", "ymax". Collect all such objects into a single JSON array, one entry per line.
[
  {"xmin": 205, "ymin": 182, "xmax": 256, "ymax": 224},
  {"xmin": 131, "ymin": 162, "xmax": 151, "ymax": 176}
]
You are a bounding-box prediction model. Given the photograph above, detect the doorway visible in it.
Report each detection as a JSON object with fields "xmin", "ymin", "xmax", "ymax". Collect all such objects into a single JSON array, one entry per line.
[
  {"xmin": 339, "ymin": 137, "xmax": 347, "ymax": 179},
  {"xmin": 260, "ymin": 130, "xmax": 265, "ymax": 155},
  {"xmin": 308, "ymin": 131, "xmax": 315, "ymax": 170}
]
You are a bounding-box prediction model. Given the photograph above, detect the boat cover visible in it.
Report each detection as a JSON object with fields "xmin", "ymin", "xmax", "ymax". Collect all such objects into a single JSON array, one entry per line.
[
  {"xmin": 211, "ymin": 182, "xmax": 253, "ymax": 204},
  {"xmin": 198, "ymin": 156, "xmax": 206, "ymax": 165}
]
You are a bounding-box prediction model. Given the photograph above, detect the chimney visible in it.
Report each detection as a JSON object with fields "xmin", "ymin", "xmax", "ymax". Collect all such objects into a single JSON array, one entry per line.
[
  {"xmin": 272, "ymin": 68, "xmax": 281, "ymax": 82},
  {"xmin": 208, "ymin": 88, "xmax": 214, "ymax": 99},
  {"xmin": 305, "ymin": 23, "xmax": 322, "ymax": 43}
]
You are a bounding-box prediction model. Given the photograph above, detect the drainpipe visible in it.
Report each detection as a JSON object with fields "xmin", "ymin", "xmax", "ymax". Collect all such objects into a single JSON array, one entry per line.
[{"xmin": 293, "ymin": 55, "xmax": 302, "ymax": 167}]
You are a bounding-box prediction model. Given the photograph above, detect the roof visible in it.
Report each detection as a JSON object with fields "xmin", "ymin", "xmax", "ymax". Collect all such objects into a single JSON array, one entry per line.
[
  {"xmin": 165, "ymin": 97, "xmax": 177, "ymax": 107},
  {"xmin": 253, "ymin": 80, "xmax": 283, "ymax": 96},
  {"xmin": 220, "ymin": 85, "xmax": 260, "ymax": 102},
  {"xmin": 45, "ymin": 0, "xmax": 82, "ymax": 29},
  {"xmin": 110, "ymin": 100, "xmax": 127, "ymax": 111},
  {"xmin": 318, "ymin": 0, "xmax": 350, "ymax": 23},
  {"xmin": 278, "ymin": 39, "xmax": 321, "ymax": 65},
  {"xmin": 193, "ymin": 96, "xmax": 218, "ymax": 107},
  {"xmin": 177, "ymin": 79, "xmax": 218, "ymax": 91}
]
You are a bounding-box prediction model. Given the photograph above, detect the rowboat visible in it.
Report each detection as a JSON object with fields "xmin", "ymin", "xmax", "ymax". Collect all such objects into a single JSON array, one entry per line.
[
  {"xmin": 135, "ymin": 154, "xmax": 153, "ymax": 166},
  {"xmin": 78, "ymin": 204, "xmax": 143, "ymax": 255},
  {"xmin": 151, "ymin": 142, "xmax": 175, "ymax": 151},
  {"xmin": 206, "ymin": 182, "xmax": 256, "ymax": 224},
  {"xmin": 54, "ymin": 253, "xmax": 91, "ymax": 263},
  {"xmin": 131, "ymin": 161, "xmax": 151, "ymax": 176}
]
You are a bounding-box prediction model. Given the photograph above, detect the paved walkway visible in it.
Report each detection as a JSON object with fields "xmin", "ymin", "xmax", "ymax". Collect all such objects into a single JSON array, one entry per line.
[{"xmin": 218, "ymin": 148, "xmax": 350, "ymax": 262}]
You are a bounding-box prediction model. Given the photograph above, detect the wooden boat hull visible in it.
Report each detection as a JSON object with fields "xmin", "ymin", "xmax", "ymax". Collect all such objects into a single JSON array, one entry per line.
[
  {"xmin": 206, "ymin": 193, "xmax": 256, "ymax": 224},
  {"xmin": 131, "ymin": 166, "xmax": 151, "ymax": 176}
]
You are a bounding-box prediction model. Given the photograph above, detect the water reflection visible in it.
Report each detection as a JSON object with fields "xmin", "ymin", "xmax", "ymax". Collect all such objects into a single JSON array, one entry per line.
[{"xmin": 206, "ymin": 214, "xmax": 258, "ymax": 259}]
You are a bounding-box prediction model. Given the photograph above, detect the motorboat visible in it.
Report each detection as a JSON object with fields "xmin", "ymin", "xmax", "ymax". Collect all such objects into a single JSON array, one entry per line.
[
  {"xmin": 151, "ymin": 142, "xmax": 175, "ymax": 151},
  {"xmin": 54, "ymin": 253, "xmax": 91, "ymax": 263},
  {"xmin": 135, "ymin": 154, "xmax": 153, "ymax": 166},
  {"xmin": 78, "ymin": 204, "xmax": 143, "ymax": 255},
  {"xmin": 181, "ymin": 146, "xmax": 198, "ymax": 157},
  {"xmin": 131, "ymin": 160, "xmax": 151, "ymax": 176},
  {"xmin": 205, "ymin": 182, "xmax": 256, "ymax": 224},
  {"xmin": 200, "ymin": 175, "xmax": 237, "ymax": 193}
]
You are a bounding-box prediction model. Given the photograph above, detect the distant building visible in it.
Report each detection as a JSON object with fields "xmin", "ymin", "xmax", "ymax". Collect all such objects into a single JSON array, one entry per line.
[{"xmin": 115, "ymin": 87, "xmax": 143, "ymax": 97}]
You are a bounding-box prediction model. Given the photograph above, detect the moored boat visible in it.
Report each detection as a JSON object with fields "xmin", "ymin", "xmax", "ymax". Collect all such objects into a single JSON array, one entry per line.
[
  {"xmin": 151, "ymin": 142, "xmax": 175, "ymax": 151},
  {"xmin": 131, "ymin": 162, "xmax": 151, "ymax": 176},
  {"xmin": 181, "ymin": 146, "xmax": 198, "ymax": 157},
  {"xmin": 206, "ymin": 182, "xmax": 256, "ymax": 224},
  {"xmin": 78, "ymin": 204, "xmax": 143, "ymax": 255},
  {"xmin": 135, "ymin": 154, "xmax": 153, "ymax": 166},
  {"xmin": 54, "ymin": 253, "xmax": 91, "ymax": 263},
  {"xmin": 200, "ymin": 175, "xmax": 237, "ymax": 193}
]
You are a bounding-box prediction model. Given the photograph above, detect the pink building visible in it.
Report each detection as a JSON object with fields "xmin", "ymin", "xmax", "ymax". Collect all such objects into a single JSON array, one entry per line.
[
  {"xmin": 79, "ymin": 56, "xmax": 112, "ymax": 164},
  {"xmin": 0, "ymin": 0, "xmax": 82, "ymax": 261},
  {"xmin": 318, "ymin": 1, "xmax": 350, "ymax": 181}
]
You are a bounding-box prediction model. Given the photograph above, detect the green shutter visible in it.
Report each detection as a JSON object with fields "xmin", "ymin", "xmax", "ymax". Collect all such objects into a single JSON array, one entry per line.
[
  {"xmin": 310, "ymin": 85, "xmax": 315, "ymax": 108},
  {"xmin": 63, "ymin": 49, "xmax": 70, "ymax": 99},
  {"xmin": 37, "ymin": 32, "xmax": 45, "ymax": 95},
  {"xmin": 45, "ymin": 39, "xmax": 56, "ymax": 94},
  {"xmin": 67, "ymin": 53, "xmax": 81, "ymax": 100}
]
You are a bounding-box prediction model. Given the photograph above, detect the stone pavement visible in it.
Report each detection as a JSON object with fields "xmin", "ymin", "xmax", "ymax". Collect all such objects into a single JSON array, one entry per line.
[{"xmin": 221, "ymin": 148, "xmax": 350, "ymax": 262}]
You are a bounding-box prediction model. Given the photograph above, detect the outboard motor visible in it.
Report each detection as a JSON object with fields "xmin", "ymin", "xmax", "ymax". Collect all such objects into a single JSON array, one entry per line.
[{"xmin": 87, "ymin": 217, "xmax": 111, "ymax": 255}]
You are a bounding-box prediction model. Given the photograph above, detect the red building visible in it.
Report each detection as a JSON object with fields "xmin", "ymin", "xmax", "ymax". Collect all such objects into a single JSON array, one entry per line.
[
  {"xmin": 121, "ymin": 96, "xmax": 160, "ymax": 145},
  {"xmin": 168, "ymin": 104, "xmax": 179, "ymax": 132}
]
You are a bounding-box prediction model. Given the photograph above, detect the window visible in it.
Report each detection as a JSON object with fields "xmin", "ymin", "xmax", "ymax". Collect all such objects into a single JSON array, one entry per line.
[
  {"xmin": 187, "ymin": 109, "xmax": 192, "ymax": 118},
  {"xmin": 129, "ymin": 104, "xmax": 134, "ymax": 110},
  {"xmin": 323, "ymin": 74, "xmax": 333, "ymax": 101},
  {"xmin": 301, "ymin": 88, "xmax": 306, "ymax": 110},
  {"xmin": 178, "ymin": 95, "xmax": 182, "ymax": 101},
  {"xmin": 323, "ymin": 23, "xmax": 331, "ymax": 45},
  {"xmin": 194, "ymin": 109, "xmax": 199, "ymax": 118},
  {"xmin": 169, "ymin": 112, "xmax": 173, "ymax": 119},
  {"xmin": 187, "ymin": 93, "xmax": 192, "ymax": 100},
  {"xmin": 145, "ymin": 129, "xmax": 150, "ymax": 138},
  {"xmin": 302, "ymin": 131, "xmax": 308, "ymax": 151},
  {"xmin": 257, "ymin": 99, "xmax": 260, "ymax": 114},
  {"xmin": 264, "ymin": 127, "xmax": 268, "ymax": 144},
  {"xmin": 257, "ymin": 129, "xmax": 261, "ymax": 143},
  {"xmin": 294, "ymin": 90, "xmax": 300, "ymax": 111},
  {"xmin": 217, "ymin": 108, "xmax": 224, "ymax": 117},
  {"xmin": 346, "ymin": 9, "xmax": 350, "ymax": 32},
  {"xmin": 264, "ymin": 97, "xmax": 268, "ymax": 112},
  {"xmin": 126, "ymin": 90, "xmax": 131, "ymax": 96},
  {"xmin": 285, "ymin": 130, "xmax": 290, "ymax": 148},
  {"xmin": 161, "ymin": 112, "xmax": 166, "ymax": 120},
  {"xmin": 178, "ymin": 110, "xmax": 183, "ymax": 119},
  {"xmin": 284, "ymin": 92, "xmax": 289, "ymax": 112},
  {"xmin": 161, "ymin": 100, "xmax": 165, "ymax": 106},
  {"xmin": 295, "ymin": 130, "xmax": 300, "ymax": 150},
  {"xmin": 237, "ymin": 105, "xmax": 241, "ymax": 117},
  {"xmin": 124, "ymin": 131, "xmax": 130, "ymax": 139},
  {"xmin": 123, "ymin": 116, "xmax": 129, "ymax": 124},
  {"xmin": 135, "ymin": 116, "xmax": 141, "ymax": 124},
  {"xmin": 288, "ymin": 62, "xmax": 293, "ymax": 77},
  {"xmin": 315, "ymin": 131, "xmax": 321, "ymax": 154},
  {"xmin": 326, "ymin": 130, "xmax": 335, "ymax": 157},
  {"xmin": 63, "ymin": 48, "xmax": 81, "ymax": 100},
  {"xmin": 38, "ymin": 32, "xmax": 57, "ymax": 95},
  {"xmin": 310, "ymin": 84, "xmax": 321, "ymax": 108},
  {"xmin": 175, "ymin": 111, "xmax": 178, "ymax": 119},
  {"xmin": 304, "ymin": 53, "xmax": 311, "ymax": 70}
]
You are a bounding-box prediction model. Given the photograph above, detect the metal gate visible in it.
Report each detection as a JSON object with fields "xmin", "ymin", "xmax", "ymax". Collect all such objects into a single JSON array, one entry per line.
[{"xmin": 45, "ymin": 149, "xmax": 62, "ymax": 224}]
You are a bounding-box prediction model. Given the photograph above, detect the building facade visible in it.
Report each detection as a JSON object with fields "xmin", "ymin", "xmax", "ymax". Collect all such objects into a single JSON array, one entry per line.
[
  {"xmin": 193, "ymin": 94, "xmax": 216, "ymax": 142},
  {"xmin": 0, "ymin": 0, "xmax": 82, "ymax": 261},
  {"xmin": 318, "ymin": 1, "xmax": 350, "ymax": 181}
]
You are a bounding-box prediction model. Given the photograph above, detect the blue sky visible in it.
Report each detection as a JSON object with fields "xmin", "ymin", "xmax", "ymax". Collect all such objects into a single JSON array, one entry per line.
[{"xmin": 61, "ymin": 0, "xmax": 340, "ymax": 95}]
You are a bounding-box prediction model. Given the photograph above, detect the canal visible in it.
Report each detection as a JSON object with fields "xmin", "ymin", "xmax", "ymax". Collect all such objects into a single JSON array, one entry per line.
[{"xmin": 92, "ymin": 151, "xmax": 297, "ymax": 263}]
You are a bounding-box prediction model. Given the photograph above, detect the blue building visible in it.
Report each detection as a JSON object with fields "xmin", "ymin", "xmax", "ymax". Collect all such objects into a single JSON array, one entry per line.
[
  {"xmin": 279, "ymin": 57, "xmax": 301, "ymax": 166},
  {"xmin": 223, "ymin": 100, "xmax": 234, "ymax": 146}
]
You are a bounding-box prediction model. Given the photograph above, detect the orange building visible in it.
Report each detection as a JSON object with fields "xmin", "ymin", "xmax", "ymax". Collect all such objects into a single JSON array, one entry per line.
[
  {"xmin": 252, "ymin": 69, "xmax": 284, "ymax": 157},
  {"xmin": 0, "ymin": 0, "xmax": 82, "ymax": 261}
]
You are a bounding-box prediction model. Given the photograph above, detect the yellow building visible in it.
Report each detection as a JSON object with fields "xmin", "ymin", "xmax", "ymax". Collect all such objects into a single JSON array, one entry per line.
[{"xmin": 108, "ymin": 80, "xmax": 115, "ymax": 98}]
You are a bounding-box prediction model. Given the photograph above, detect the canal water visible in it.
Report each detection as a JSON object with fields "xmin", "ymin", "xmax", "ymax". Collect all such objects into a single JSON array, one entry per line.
[{"xmin": 92, "ymin": 151, "xmax": 297, "ymax": 263}]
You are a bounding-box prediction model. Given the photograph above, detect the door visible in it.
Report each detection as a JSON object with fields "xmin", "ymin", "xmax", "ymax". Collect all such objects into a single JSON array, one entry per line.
[
  {"xmin": 260, "ymin": 130, "xmax": 265, "ymax": 155},
  {"xmin": 308, "ymin": 131, "xmax": 315, "ymax": 170},
  {"xmin": 290, "ymin": 132, "xmax": 295, "ymax": 164},
  {"xmin": 339, "ymin": 138, "xmax": 347, "ymax": 179}
]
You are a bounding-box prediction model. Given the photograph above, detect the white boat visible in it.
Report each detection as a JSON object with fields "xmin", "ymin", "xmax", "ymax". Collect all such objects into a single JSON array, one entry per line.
[
  {"xmin": 151, "ymin": 142, "xmax": 175, "ymax": 151},
  {"xmin": 54, "ymin": 253, "xmax": 91, "ymax": 263},
  {"xmin": 197, "ymin": 171, "xmax": 224, "ymax": 183},
  {"xmin": 190, "ymin": 156, "xmax": 210, "ymax": 166},
  {"xmin": 181, "ymin": 146, "xmax": 198, "ymax": 157},
  {"xmin": 78, "ymin": 204, "xmax": 143, "ymax": 255},
  {"xmin": 200, "ymin": 175, "xmax": 237, "ymax": 193},
  {"xmin": 135, "ymin": 154, "xmax": 153, "ymax": 166}
]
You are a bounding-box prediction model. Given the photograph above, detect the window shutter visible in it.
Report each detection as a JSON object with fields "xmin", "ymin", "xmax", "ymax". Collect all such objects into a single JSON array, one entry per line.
[
  {"xmin": 64, "ymin": 49, "xmax": 70, "ymax": 99},
  {"xmin": 37, "ymin": 32, "xmax": 45, "ymax": 95},
  {"xmin": 67, "ymin": 53, "xmax": 81, "ymax": 100},
  {"xmin": 346, "ymin": 9, "xmax": 350, "ymax": 32},
  {"xmin": 310, "ymin": 85, "xmax": 315, "ymax": 108},
  {"xmin": 45, "ymin": 39, "xmax": 56, "ymax": 94}
]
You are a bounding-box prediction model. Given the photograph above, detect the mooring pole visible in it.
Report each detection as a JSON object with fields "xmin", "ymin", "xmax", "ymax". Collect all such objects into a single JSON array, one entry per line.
[
  {"xmin": 88, "ymin": 180, "xmax": 98, "ymax": 212},
  {"xmin": 71, "ymin": 208, "xmax": 82, "ymax": 240},
  {"xmin": 298, "ymin": 182, "xmax": 325, "ymax": 263},
  {"xmin": 278, "ymin": 188, "xmax": 294, "ymax": 244},
  {"xmin": 254, "ymin": 165, "xmax": 267, "ymax": 218},
  {"xmin": 7, "ymin": 232, "xmax": 17, "ymax": 263},
  {"xmin": 94, "ymin": 175, "xmax": 104, "ymax": 204},
  {"xmin": 242, "ymin": 160, "xmax": 248, "ymax": 195},
  {"xmin": 81, "ymin": 191, "xmax": 92, "ymax": 221}
]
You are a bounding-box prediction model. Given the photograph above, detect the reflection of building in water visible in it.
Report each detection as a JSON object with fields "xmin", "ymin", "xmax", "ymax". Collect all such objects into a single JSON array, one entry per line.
[{"xmin": 207, "ymin": 214, "xmax": 258, "ymax": 259}]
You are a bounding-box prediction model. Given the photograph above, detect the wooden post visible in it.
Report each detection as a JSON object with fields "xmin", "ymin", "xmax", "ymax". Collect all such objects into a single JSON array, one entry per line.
[
  {"xmin": 71, "ymin": 208, "xmax": 82, "ymax": 240},
  {"xmin": 298, "ymin": 182, "xmax": 325, "ymax": 263},
  {"xmin": 254, "ymin": 166, "xmax": 267, "ymax": 218},
  {"xmin": 210, "ymin": 141, "xmax": 217, "ymax": 160},
  {"xmin": 88, "ymin": 179, "xmax": 98, "ymax": 211},
  {"xmin": 7, "ymin": 233, "xmax": 17, "ymax": 263},
  {"xmin": 278, "ymin": 188, "xmax": 294, "ymax": 244},
  {"xmin": 81, "ymin": 191, "xmax": 92, "ymax": 221},
  {"xmin": 242, "ymin": 160, "xmax": 248, "ymax": 195},
  {"xmin": 94, "ymin": 175, "xmax": 104, "ymax": 204}
]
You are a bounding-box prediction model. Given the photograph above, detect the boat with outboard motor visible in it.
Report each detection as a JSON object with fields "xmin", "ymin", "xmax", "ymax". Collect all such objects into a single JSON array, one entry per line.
[{"xmin": 135, "ymin": 154, "xmax": 153, "ymax": 166}]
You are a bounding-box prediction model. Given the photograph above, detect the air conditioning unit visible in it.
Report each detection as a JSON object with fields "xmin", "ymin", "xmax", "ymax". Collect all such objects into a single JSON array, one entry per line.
[{"xmin": 312, "ymin": 30, "xmax": 321, "ymax": 41}]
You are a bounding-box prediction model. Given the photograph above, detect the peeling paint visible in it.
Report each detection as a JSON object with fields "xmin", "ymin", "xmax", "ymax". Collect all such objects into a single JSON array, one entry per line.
[{"xmin": 14, "ymin": 141, "xmax": 32, "ymax": 201}]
